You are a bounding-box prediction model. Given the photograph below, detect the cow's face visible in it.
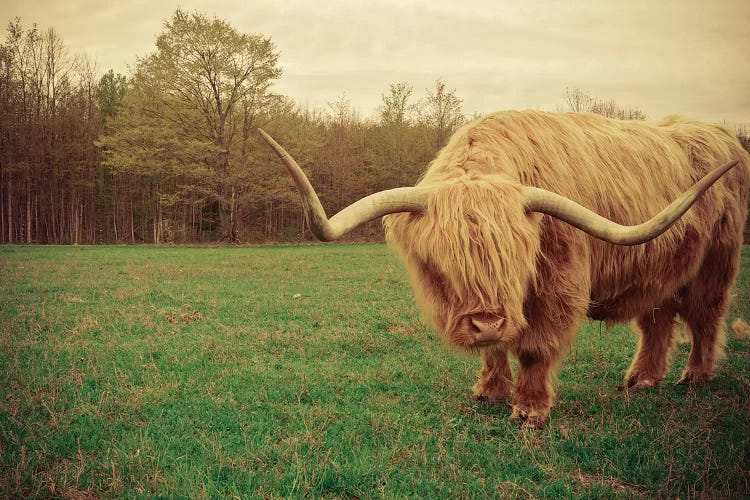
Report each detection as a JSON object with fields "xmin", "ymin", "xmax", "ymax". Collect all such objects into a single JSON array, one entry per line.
[
  {"xmin": 385, "ymin": 176, "xmax": 541, "ymax": 350},
  {"xmin": 411, "ymin": 257, "xmax": 520, "ymax": 349}
]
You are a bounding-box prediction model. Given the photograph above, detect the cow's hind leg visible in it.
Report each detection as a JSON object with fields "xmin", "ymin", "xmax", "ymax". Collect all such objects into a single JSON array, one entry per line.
[
  {"xmin": 624, "ymin": 303, "xmax": 678, "ymax": 390},
  {"xmin": 472, "ymin": 347, "xmax": 513, "ymax": 404},
  {"xmin": 676, "ymin": 232, "xmax": 740, "ymax": 385}
]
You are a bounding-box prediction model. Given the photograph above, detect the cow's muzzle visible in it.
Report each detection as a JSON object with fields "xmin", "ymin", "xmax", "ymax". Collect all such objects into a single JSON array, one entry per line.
[{"xmin": 453, "ymin": 313, "xmax": 514, "ymax": 348}]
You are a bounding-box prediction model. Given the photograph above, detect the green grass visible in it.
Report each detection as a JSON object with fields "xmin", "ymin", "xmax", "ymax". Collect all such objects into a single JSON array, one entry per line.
[{"xmin": 1, "ymin": 244, "xmax": 748, "ymax": 498}]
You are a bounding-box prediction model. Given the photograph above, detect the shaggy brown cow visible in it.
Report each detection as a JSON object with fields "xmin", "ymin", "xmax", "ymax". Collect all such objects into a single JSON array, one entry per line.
[{"xmin": 259, "ymin": 110, "xmax": 749, "ymax": 428}]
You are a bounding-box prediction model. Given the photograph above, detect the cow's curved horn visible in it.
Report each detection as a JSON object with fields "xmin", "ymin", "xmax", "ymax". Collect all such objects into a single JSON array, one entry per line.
[
  {"xmin": 523, "ymin": 159, "xmax": 739, "ymax": 245},
  {"xmin": 259, "ymin": 129, "xmax": 430, "ymax": 241}
]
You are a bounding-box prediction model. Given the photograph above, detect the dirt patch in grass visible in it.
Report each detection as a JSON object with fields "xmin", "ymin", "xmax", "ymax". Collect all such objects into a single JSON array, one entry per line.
[
  {"xmin": 165, "ymin": 310, "xmax": 203, "ymax": 324},
  {"xmin": 575, "ymin": 471, "xmax": 647, "ymax": 495},
  {"xmin": 731, "ymin": 318, "xmax": 750, "ymax": 339},
  {"xmin": 56, "ymin": 488, "xmax": 99, "ymax": 500},
  {"xmin": 388, "ymin": 324, "xmax": 421, "ymax": 336}
]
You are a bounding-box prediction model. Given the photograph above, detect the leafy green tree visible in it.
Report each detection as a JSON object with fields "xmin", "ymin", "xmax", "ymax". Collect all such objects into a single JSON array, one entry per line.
[
  {"xmin": 97, "ymin": 75, "xmax": 224, "ymax": 243},
  {"xmin": 99, "ymin": 9, "xmax": 282, "ymax": 242},
  {"xmin": 97, "ymin": 69, "xmax": 126, "ymax": 119}
]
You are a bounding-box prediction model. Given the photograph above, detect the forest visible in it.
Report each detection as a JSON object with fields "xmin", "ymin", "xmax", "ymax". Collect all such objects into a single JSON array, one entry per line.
[{"xmin": 1, "ymin": 10, "xmax": 748, "ymax": 244}]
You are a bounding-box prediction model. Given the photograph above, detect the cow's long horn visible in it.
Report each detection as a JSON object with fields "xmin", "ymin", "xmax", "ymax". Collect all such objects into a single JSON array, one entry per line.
[
  {"xmin": 259, "ymin": 129, "xmax": 430, "ymax": 241},
  {"xmin": 523, "ymin": 159, "xmax": 739, "ymax": 245}
]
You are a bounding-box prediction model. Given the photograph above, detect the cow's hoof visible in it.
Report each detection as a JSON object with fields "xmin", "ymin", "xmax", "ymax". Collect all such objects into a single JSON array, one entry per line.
[
  {"xmin": 676, "ymin": 370, "xmax": 710, "ymax": 386},
  {"xmin": 510, "ymin": 406, "xmax": 547, "ymax": 429},
  {"xmin": 471, "ymin": 390, "xmax": 510, "ymax": 405},
  {"xmin": 619, "ymin": 377, "xmax": 658, "ymax": 392}
]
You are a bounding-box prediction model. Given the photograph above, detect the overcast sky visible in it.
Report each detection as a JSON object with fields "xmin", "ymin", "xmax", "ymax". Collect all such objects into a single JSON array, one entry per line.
[{"xmin": 5, "ymin": 0, "xmax": 750, "ymax": 125}]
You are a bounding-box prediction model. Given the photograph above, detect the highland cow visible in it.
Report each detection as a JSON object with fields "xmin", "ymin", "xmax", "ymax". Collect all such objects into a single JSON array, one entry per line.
[{"xmin": 259, "ymin": 110, "xmax": 749, "ymax": 428}]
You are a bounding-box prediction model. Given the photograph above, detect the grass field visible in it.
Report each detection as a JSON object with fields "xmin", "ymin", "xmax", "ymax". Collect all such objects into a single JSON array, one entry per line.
[{"xmin": 1, "ymin": 244, "xmax": 748, "ymax": 498}]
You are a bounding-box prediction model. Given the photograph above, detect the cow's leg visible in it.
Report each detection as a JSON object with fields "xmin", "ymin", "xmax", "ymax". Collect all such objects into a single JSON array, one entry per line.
[
  {"xmin": 676, "ymin": 247, "xmax": 738, "ymax": 385},
  {"xmin": 510, "ymin": 350, "xmax": 557, "ymax": 429},
  {"xmin": 506, "ymin": 224, "xmax": 589, "ymax": 428},
  {"xmin": 472, "ymin": 347, "xmax": 513, "ymax": 403},
  {"xmin": 624, "ymin": 303, "xmax": 678, "ymax": 390}
]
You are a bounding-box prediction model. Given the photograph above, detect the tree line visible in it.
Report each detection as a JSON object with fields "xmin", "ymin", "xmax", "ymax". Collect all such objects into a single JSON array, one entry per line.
[
  {"xmin": 0, "ymin": 11, "xmax": 746, "ymax": 244},
  {"xmin": 0, "ymin": 19, "xmax": 101, "ymax": 244}
]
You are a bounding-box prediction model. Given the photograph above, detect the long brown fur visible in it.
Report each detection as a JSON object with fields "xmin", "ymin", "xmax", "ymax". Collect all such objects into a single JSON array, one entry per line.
[{"xmin": 384, "ymin": 110, "xmax": 750, "ymax": 427}]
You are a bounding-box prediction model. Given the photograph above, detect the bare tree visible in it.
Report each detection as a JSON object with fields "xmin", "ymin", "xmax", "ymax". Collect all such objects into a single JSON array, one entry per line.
[
  {"xmin": 419, "ymin": 79, "xmax": 465, "ymax": 150},
  {"xmin": 561, "ymin": 87, "xmax": 646, "ymax": 120}
]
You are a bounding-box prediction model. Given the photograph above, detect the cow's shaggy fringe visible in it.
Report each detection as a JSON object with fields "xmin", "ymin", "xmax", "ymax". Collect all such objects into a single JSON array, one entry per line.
[{"xmin": 385, "ymin": 177, "xmax": 541, "ymax": 340}]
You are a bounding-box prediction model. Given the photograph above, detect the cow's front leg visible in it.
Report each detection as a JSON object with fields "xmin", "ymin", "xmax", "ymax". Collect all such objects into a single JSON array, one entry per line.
[
  {"xmin": 472, "ymin": 347, "xmax": 513, "ymax": 404},
  {"xmin": 511, "ymin": 350, "xmax": 554, "ymax": 429}
]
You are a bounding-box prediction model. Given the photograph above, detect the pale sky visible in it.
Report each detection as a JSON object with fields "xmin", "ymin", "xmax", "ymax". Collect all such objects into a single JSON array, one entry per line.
[{"xmin": 4, "ymin": 0, "xmax": 750, "ymax": 125}]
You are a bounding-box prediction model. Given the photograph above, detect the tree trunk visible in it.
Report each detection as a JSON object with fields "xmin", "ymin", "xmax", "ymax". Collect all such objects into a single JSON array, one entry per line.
[
  {"xmin": 6, "ymin": 177, "xmax": 13, "ymax": 243},
  {"xmin": 229, "ymin": 186, "xmax": 239, "ymax": 243},
  {"xmin": 49, "ymin": 178, "xmax": 57, "ymax": 243},
  {"xmin": 130, "ymin": 197, "xmax": 135, "ymax": 244},
  {"xmin": 26, "ymin": 179, "xmax": 31, "ymax": 243},
  {"xmin": 0, "ymin": 172, "xmax": 5, "ymax": 244},
  {"xmin": 198, "ymin": 205, "xmax": 203, "ymax": 242},
  {"xmin": 71, "ymin": 194, "xmax": 79, "ymax": 244},
  {"xmin": 113, "ymin": 190, "xmax": 119, "ymax": 243},
  {"xmin": 153, "ymin": 186, "xmax": 158, "ymax": 244},
  {"xmin": 34, "ymin": 195, "xmax": 39, "ymax": 243},
  {"xmin": 158, "ymin": 194, "xmax": 163, "ymax": 243}
]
